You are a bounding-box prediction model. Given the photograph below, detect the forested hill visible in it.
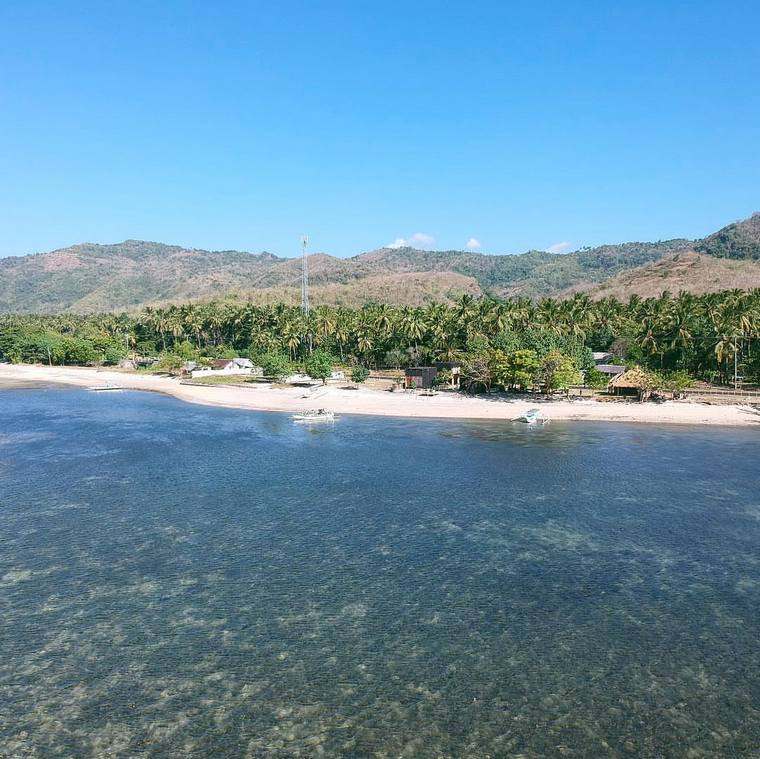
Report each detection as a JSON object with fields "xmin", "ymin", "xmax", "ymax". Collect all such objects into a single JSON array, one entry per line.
[
  {"xmin": 1, "ymin": 213, "xmax": 759, "ymax": 313},
  {"xmin": 695, "ymin": 212, "xmax": 760, "ymax": 260}
]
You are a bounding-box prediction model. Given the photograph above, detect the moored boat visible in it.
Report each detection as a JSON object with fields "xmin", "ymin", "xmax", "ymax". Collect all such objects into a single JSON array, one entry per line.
[
  {"xmin": 88, "ymin": 384, "xmax": 125, "ymax": 392},
  {"xmin": 514, "ymin": 408, "xmax": 546, "ymax": 424},
  {"xmin": 292, "ymin": 408, "xmax": 335, "ymax": 422}
]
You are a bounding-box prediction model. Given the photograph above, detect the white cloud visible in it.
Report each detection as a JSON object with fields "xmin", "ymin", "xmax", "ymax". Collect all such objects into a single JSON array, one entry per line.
[
  {"xmin": 409, "ymin": 232, "xmax": 435, "ymax": 248},
  {"xmin": 466, "ymin": 237, "xmax": 481, "ymax": 250},
  {"xmin": 546, "ymin": 241, "xmax": 573, "ymax": 254},
  {"xmin": 386, "ymin": 232, "xmax": 436, "ymax": 249}
]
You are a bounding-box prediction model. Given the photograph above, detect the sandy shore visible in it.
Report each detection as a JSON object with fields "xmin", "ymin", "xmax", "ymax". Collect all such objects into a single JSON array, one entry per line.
[{"xmin": 1, "ymin": 363, "xmax": 759, "ymax": 427}]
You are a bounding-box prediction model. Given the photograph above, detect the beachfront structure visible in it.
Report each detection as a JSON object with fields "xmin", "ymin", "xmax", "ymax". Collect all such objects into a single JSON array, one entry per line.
[
  {"xmin": 212, "ymin": 358, "xmax": 254, "ymax": 370},
  {"xmin": 609, "ymin": 368, "xmax": 652, "ymax": 400},
  {"xmin": 596, "ymin": 364, "xmax": 626, "ymax": 381},
  {"xmin": 435, "ymin": 361, "xmax": 462, "ymax": 388},
  {"xmin": 405, "ymin": 366, "xmax": 438, "ymax": 389},
  {"xmin": 191, "ymin": 358, "xmax": 262, "ymax": 379}
]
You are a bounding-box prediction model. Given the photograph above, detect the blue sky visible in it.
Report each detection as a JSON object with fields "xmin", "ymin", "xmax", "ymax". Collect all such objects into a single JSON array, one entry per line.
[{"xmin": 1, "ymin": 1, "xmax": 759, "ymax": 258}]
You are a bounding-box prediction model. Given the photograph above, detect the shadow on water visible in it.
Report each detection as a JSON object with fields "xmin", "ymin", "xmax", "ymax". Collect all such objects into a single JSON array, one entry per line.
[{"xmin": 1, "ymin": 387, "xmax": 759, "ymax": 757}]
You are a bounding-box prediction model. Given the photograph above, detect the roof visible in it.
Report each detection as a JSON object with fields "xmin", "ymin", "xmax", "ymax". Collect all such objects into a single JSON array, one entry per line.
[
  {"xmin": 609, "ymin": 367, "xmax": 656, "ymax": 389},
  {"xmin": 212, "ymin": 359, "xmax": 233, "ymax": 368},
  {"xmin": 596, "ymin": 364, "xmax": 626, "ymax": 375},
  {"xmin": 592, "ymin": 351, "xmax": 613, "ymax": 362}
]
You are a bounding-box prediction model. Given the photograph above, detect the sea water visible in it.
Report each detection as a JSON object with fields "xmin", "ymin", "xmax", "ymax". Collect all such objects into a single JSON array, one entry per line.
[{"xmin": 1, "ymin": 387, "xmax": 759, "ymax": 757}]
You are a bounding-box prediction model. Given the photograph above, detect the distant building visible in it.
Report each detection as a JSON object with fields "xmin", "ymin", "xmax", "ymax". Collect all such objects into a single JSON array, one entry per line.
[
  {"xmin": 212, "ymin": 357, "xmax": 254, "ymax": 370},
  {"xmin": 405, "ymin": 366, "xmax": 438, "ymax": 389},
  {"xmin": 191, "ymin": 358, "xmax": 262, "ymax": 379},
  {"xmin": 595, "ymin": 364, "xmax": 626, "ymax": 381},
  {"xmin": 609, "ymin": 367, "xmax": 653, "ymax": 400},
  {"xmin": 435, "ymin": 361, "xmax": 462, "ymax": 388},
  {"xmin": 592, "ymin": 352, "xmax": 613, "ymax": 364}
]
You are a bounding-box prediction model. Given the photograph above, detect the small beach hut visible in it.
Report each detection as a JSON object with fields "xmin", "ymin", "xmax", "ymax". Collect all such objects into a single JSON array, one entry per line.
[
  {"xmin": 405, "ymin": 366, "xmax": 438, "ymax": 389},
  {"xmin": 609, "ymin": 367, "xmax": 657, "ymax": 401}
]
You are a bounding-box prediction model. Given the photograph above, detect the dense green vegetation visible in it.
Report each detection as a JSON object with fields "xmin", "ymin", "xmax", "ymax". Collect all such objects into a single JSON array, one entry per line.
[
  {"xmin": 696, "ymin": 213, "xmax": 760, "ymax": 261},
  {"xmin": 2, "ymin": 289, "xmax": 759, "ymax": 390}
]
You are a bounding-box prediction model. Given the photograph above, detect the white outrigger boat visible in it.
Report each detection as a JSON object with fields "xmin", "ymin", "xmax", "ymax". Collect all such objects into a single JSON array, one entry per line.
[
  {"xmin": 88, "ymin": 384, "xmax": 125, "ymax": 392},
  {"xmin": 292, "ymin": 408, "xmax": 335, "ymax": 422},
  {"xmin": 514, "ymin": 408, "xmax": 547, "ymax": 424}
]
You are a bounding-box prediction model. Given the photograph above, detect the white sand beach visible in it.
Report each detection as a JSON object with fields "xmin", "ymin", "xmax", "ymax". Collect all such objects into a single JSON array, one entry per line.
[{"xmin": 2, "ymin": 363, "xmax": 758, "ymax": 427}]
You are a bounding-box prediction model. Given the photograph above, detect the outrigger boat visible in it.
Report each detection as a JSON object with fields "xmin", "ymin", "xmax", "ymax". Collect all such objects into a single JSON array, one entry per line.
[
  {"xmin": 88, "ymin": 384, "xmax": 125, "ymax": 392},
  {"xmin": 514, "ymin": 408, "xmax": 547, "ymax": 424},
  {"xmin": 292, "ymin": 408, "xmax": 335, "ymax": 422}
]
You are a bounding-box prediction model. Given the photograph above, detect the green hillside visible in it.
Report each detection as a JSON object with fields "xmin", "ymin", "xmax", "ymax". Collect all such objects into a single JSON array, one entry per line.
[{"xmin": 1, "ymin": 212, "xmax": 758, "ymax": 313}]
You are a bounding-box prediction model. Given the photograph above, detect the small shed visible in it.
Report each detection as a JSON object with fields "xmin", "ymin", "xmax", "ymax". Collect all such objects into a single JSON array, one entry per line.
[
  {"xmin": 592, "ymin": 352, "xmax": 613, "ymax": 365},
  {"xmin": 405, "ymin": 366, "xmax": 438, "ymax": 389}
]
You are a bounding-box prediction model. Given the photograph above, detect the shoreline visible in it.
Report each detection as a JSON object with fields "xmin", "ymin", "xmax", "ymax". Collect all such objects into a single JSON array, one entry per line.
[{"xmin": 2, "ymin": 364, "xmax": 759, "ymax": 427}]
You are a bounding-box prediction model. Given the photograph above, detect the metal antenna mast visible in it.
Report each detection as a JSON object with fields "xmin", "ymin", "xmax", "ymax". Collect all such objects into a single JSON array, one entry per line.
[{"xmin": 300, "ymin": 235, "xmax": 310, "ymax": 315}]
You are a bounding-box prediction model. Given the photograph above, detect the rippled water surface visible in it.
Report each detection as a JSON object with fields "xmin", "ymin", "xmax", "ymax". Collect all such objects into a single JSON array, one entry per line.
[{"xmin": 1, "ymin": 387, "xmax": 759, "ymax": 757}]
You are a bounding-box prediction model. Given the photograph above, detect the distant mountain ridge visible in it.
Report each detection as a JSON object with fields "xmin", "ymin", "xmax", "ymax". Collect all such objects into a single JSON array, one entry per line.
[{"xmin": 2, "ymin": 213, "xmax": 759, "ymax": 313}]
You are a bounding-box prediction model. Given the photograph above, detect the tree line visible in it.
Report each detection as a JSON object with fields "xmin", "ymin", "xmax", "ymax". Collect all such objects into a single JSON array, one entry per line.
[{"xmin": 1, "ymin": 289, "xmax": 759, "ymax": 390}]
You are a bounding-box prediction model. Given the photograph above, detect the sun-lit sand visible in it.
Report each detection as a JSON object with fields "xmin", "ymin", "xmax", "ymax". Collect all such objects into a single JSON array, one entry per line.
[{"xmin": 1, "ymin": 363, "xmax": 758, "ymax": 426}]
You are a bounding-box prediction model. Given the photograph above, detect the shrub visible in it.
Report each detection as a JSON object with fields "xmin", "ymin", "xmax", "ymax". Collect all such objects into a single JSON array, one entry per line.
[
  {"xmin": 261, "ymin": 352, "xmax": 291, "ymax": 382},
  {"xmin": 659, "ymin": 370, "xmax": 693, "ymax": 393},
  {"xmin": 434, "ymin": 368, "xmax": 452, "ymax": 387},
  {"xmin": 305, "ymin": 350, "xmax": 334, "ymax": 384},
  {"xmin": 62, "ymin": 337, "xmax": 99, "ymax": 365},
  {"xmin": 539, "ymin": 351, "xmax": 581, "ymax": 391},
  {"xmin": 103, "ymin": 345, "xmax": 127, "ymax": 365},
  {"xmin": 152, "ymin": 354, "xmax": 184, "ymax": 371},
  {"xmin": 584, "ymin": 366, "xmax": 609, "ymax": 389}
]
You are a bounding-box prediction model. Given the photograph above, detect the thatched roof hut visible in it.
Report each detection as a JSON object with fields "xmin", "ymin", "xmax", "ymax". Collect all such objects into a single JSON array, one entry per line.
[{"xmin": 609, "ymin": 366, "xmax": 658, "ymax": 399}]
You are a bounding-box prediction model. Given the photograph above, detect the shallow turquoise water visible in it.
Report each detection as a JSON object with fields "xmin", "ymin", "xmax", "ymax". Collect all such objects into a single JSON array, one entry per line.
[{"xmin": 1, "ymin": 387, "xmax": 759, "ymax": 757}]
